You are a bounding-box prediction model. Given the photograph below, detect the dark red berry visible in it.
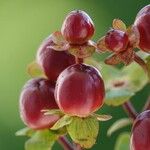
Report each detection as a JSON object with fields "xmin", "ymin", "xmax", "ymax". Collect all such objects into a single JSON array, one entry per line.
[
  {"xmin": 105, "ymin": 29, "xmax": 129, "ymax": 52},
  {"xmin": 20, "ymin": 78, "xmax": 59, "ymax": 129},
  {"xmin": 134, "ymin": 5, "xmax": 150, "ymax": 53},
  {"xmin": 136, "ymin": 5, "xmax": 150, "ymax": 19},
  {"xmin": 37, "ymin": 35, "xmax": 76, "ymax": 82},
  {"xmin": 55, "ymin": 64, "xmax": 105, "ymax": 117},
  {"xmin": 130, "ymin": 110, "xmax": 150, "ymax": 150},
  {"xmin": 61, "ymin": 10, "xmax": 95, "ymax": 45}
]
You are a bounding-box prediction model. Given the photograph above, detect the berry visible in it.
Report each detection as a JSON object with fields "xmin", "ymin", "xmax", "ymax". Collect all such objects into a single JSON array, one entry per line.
[
  {"xmin": 55, "ymin": 63, "xmax": 105, "ymax": 117},
  {"xmin": 61, "ymin": 10, "xmax": 95, "ymax": 45},
  {"xmin": 19, "ymin": 78, "xmax": 59, "ymax": 129},
  {"xmin": 130, "ymin": 110, "xmax": 150, "ymax": 150},
  {"xmin": 105, "ymin": 29, "xmax": 129, "ymax": 52},
  {"xmin": 134, "ymin": 5, "xmax": 150, "ymax": 53},
  {"xmin": 37, "ymin": 35, "xmax": 76, "ymax": 82}
]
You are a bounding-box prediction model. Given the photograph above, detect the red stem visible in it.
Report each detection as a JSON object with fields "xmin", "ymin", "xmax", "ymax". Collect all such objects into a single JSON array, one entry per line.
[
  {"xmin": 75, "ymin": 57, "xmax": 83, "ymax": 64},
  {"xmin": 73, "ymin": 143, "xmax": 83, "ymax": 150},
  {"xmin": 122, "ymin": 101, "xmax": 138, "ymax": 120},
  {"xmin": 143, "ymin": 96, "xmax": 150, "ymax": 111},
  {"xmin": 58, "ymin": 136, "xmax": 74, "ymax": 150},
  {"xmin": 134, "ymin": 53, "xmax": 148, "ymax": 75}
]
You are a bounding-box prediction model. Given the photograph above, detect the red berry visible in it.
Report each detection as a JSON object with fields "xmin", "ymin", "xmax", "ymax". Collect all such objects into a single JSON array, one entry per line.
[
  {"xmin": 55, "ymin": 64, "xmax": 105, "ymax": 117},
  {"xmin": 20, "ymin": 78, "xmax": 59, "ymax": 129},
  {"xmin": 105, "ymin": 29, "xmax": 129, "ymax": 52},
  {"xmin": 37, "ymin": 35, "xmax": 76, "ymax": 82},
  {"xmin": 130, "ymin": 110, "xmax": 150, "ymax": 150},
  {"xmin": 134, "ymin": 5, "xmax": 150, "ymax": 53},
  {"xmin": 61, "ymin": 10, "xmax": 95, "ymax": 45}
]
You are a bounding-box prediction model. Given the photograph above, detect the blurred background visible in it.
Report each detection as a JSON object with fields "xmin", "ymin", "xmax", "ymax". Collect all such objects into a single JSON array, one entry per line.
[{"xmin": 0, "ymin": 0, "xmax": 149, "ymax": 149}]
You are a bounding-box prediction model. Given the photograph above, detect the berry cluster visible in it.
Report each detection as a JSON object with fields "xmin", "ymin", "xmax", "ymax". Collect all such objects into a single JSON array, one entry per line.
[
  {"xmin": 19, "ymin": 10, "xmax": 107, "ymax": 149},
  {"xmin": 18, "ymin": 5, "xmax": 150, "ymax": 150},
  {"xmin": 97, "ymin": 5, "xmax": 150, "ymax": 66}
]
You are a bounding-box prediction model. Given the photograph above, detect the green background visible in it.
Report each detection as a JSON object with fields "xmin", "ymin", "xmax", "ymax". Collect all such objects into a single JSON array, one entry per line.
[{"xmin": 0, "ymin": 0, "xmax": 149, "ymax": 149}]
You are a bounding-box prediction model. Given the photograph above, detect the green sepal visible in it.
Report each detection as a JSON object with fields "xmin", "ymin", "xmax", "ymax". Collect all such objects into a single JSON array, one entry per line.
[
  {"xmin": 69, "ymin": 41, "xmax": 95, "ymax": 59},
  {"xmin": 51, "ymin": 115, "xmax": 72, "ymax": 130},
  {"xmin": 67, "ymin": 116, "xmax": 99, "ymax": 149},
  {"xmin": 27, "ymin": 61, "xmax": 46, "ymax": 78},
  {"xmin": 42, "ymin": 109, "xmax": 63, "ymax": 116},
  {"xmin": 112, "ymin": 19, "xmax": 127, "ymax": 31}
]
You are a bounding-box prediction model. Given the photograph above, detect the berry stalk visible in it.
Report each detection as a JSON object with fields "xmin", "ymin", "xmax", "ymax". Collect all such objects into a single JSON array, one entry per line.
[
  {"xmin": 142, "ymin": 96, "xmax": 150, "ymax": 111},
  {"xmin": 73, "ymin": 143, "xmax": 83, "ymax": 150},
  {"xmin": 75, "ymin": 57, "xmax": 83, "ymax": 64},
  {"xmin": 58, "ymin": 136, "xmax": 74, "ymax": 150},
  {"xmin": 134, "ymin": 53, "xmax": 148, "ymax": 75},
  {"xmin": 122, "ymin": 101, "xmax": 138, "ymax": 120}
]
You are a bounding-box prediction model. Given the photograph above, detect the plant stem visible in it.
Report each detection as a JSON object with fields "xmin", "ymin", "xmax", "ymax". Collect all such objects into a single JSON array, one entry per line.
[
  {"xmin": 58, "ymin": 136, "xmax": 74, "ymax": 150},
  {"xmin": 75, "ymin": 57, "xmax": 83, "ymax": 64},
  {"xmin": 143, "ymin": 96, "xmax": 150, "ymax": 111},
  {"xmin": 73, "ymin": 143, "xmax": 83, "ymax": 150},
  {"xmin": 134, "ymin": 53, "xmax": 148, "ymax": 75},
  {"xmin": 122, "ymin": 101, "xmax": 138, "ymax": 120}
]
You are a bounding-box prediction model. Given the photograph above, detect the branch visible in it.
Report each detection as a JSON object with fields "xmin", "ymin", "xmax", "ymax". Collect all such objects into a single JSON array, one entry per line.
[
  {"xmin": 134, "ymin": 53, "xmax": 148, "ymax": 75},
  {"xmin": 142, "ymin": 96, "xmax": 150, "ymax": 111},
  {"xmin": 75, "ymin": 57, "xmax": 83, "ymax": 64},
  {"xmin": 73, "ymin": 143, "xmax": 83, "ymax": 150},
  {"xmin": 58, "ymin": 136, "xmax": 74, "ymax": 150},
  {"xmin": 122, "ymin": 101, "xmax": 138, "ymax": 120}
]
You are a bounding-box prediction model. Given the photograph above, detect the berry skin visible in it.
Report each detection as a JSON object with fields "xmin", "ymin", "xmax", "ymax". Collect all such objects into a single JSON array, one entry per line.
[
  {"xmin": 55, "ymin": 63, "xmax": 105, "ymax": 117},
  {"xmin": 130, "ymin": 110, "xmax": 150, "ymax": 150},
  {"xmin": 61, "ymin": 10, "xmax": 95, "ymax": 45},
  {"xmin": 134, "ymin": 5, "xmax": 150, "ymax": 53},
  {"xmin": 19, "ymin": 78, "xmax": 59, "ymax": 130},
  {"xmin": 105, "ymin": 29, "xmax": 129, "ymax": 52},
  {"xmin": 37, "ymin": 35, "xmax": 76, "ymax": 82}
]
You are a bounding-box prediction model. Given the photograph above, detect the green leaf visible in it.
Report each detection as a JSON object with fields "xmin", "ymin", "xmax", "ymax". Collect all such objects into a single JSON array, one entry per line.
[
  {"xmin": 25, "ymin": 130, "xmax": 56, "ymax": 150},
  {"xmin": 122, "ymin": 62, "xmax": 148, "ymax": 92},
  {"xmin": 115, "ymin": 132, "xmax": 130, "ymax": 150},
  {"xmin": 67, "ymin": 116, "xmax": 99, "ymax": 149},
  {"xmin": 107, "ymin": 118, "xmax": 132, "ymax": 136},
  {"xmin": 51, "ymin": 115, "xmax": 72, "ymax": 130},
  {"xmin": 105, "ymin": 89, "xmax": 134, "ymax": 106},
  {"xmin": 27, "ymin": 61, "xmax": 46, "ymax": 78},
  {"xmin": 50, "ymin": 127, "xmax": 67, "ymax": 136},
  {"xmin": 15, "ymin": 127, "xmax": 35, "ymax": 137},
  {"xmin": 92, "ymin": 113, "xmax": 112, "ymax": 121},
  {"xmin": 146, "ymin": 56, "xmax": 150, "ymax": 80}
]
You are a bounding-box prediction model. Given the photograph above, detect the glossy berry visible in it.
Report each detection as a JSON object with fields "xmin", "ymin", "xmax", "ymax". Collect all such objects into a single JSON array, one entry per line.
[
  {"xmin": 55, "ymin": 63, "xmax": 105, "ymax": 117},
  {"xmin": 134, "ymin": 5, "xmax": 150, "ymax": 53},
  {"xmin": 61, "ymin": 10, "xmax": 95, "ymax": 45},
  {"xmin": 20, "ymin": 78, "xmax": 59, "ymax": 129},
  {"xmin": 105, "ymin": 29, "xmax": 129, "ymax": 52},
  {"xmin": 37, "ymin": 35, "xmax": 76, "ymax": 82},
  {"xmin": 130, "ymin": 110, "xmax": 150, "ymax": 150}
]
